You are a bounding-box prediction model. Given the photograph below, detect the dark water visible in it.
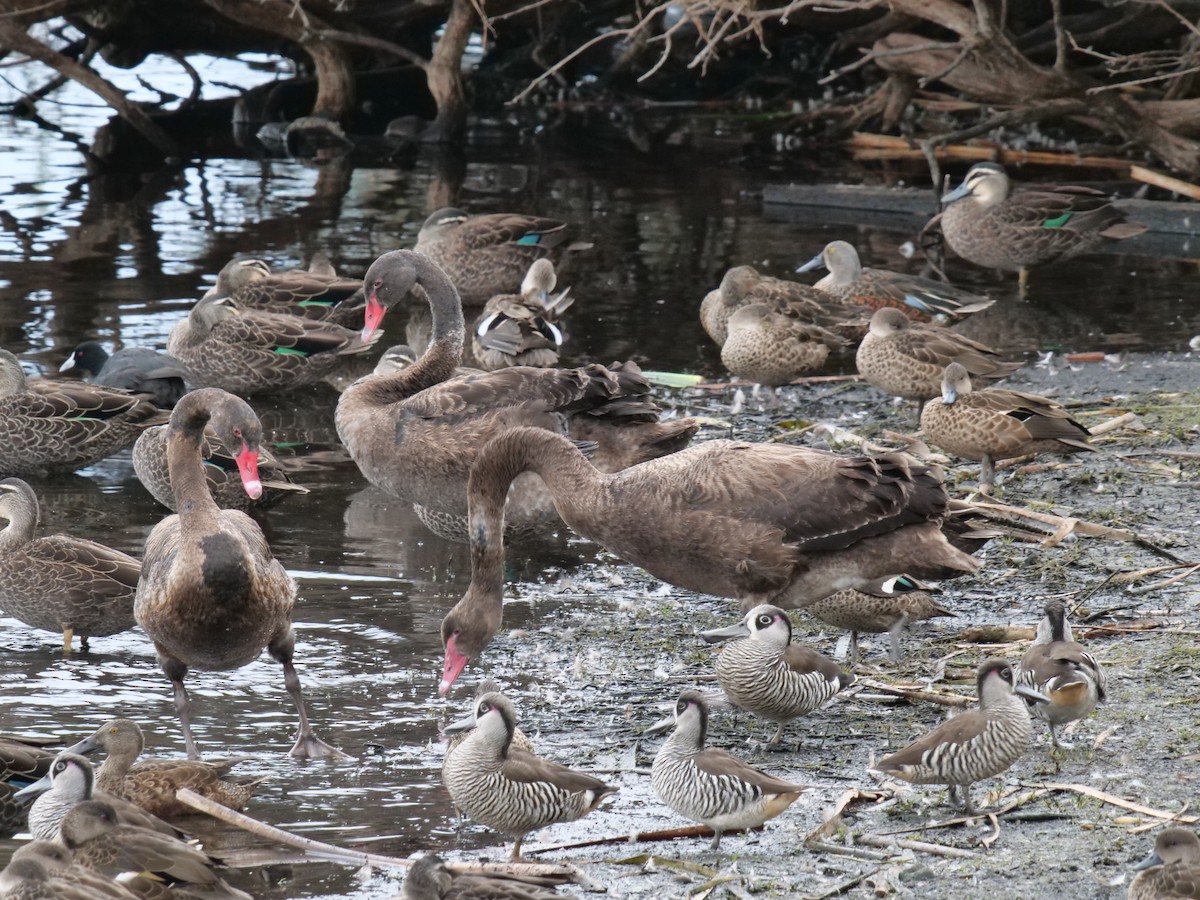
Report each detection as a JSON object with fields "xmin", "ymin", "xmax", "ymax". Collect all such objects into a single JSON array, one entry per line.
[{"xmin": 1, "ymin": 57, "xmax": 1199, "ymax": 899}]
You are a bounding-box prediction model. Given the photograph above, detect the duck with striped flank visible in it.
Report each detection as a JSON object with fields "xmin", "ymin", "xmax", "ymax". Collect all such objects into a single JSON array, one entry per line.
[
  {"xmin": 65, "ymin": 718, "xmax": 265, "ymax": 818},
  {"xmin": 1016, "ymin": 599, "xmax": 1106, "ymax": 749},
  {"xmin": 167, "ymin": 293, "xmax": 378, "ymax": 395},
  {"xmin": 873, "ymin": 659, "xmax": 1048, "ymax": 813},
  {"xmin": 701, "ymin": 605, "xmax": 853, "ymax": 745},
  {"xmin": 934, "ymin": 162, "xmax": 1147, "ymax": 291},
  {"xmin": 441, "ymin": 691, "xmax": 616, "ymax": 859},
  {"xmin": 471, "ymin": 259, "xmax": 573, "ymax": 371},
  {"xmin": 415, "ymin": 208, "xmax": 582, "ymax": 306},
  {"xmin": 1129, "ymin": 828, "xmax": 1200, "ymax": 900},
  {"xmin": 0, "ymin": 350, "xmax": 161, "ymax": 478},
  {"xmin": 0, "ymin": 477, "xmax": 141, "ymax": 654},
  {"xmin": 856, "ymin": 307, "xmax": 1022, "ymax": 402},
  {"xmin": 15, "ymin": 751, "xmax": 178, "ymax": 842},
  {"xmin": 649, "ymin": 691, "xmax": 809, "ymax": 849},
  {"xmin": 798, "ymin": 240, "xmax": 994, "ymax": 322},
  {"xmin": 805, "ymin": 575, "xmax": 955, "ymax": 662}
]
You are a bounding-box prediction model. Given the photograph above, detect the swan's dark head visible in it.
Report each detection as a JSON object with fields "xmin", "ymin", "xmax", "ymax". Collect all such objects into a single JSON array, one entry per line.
[
  {"xmin": 361, "ymin": 250, "xmax": 426, "ymax": 343},
  {"xmin": 208, "ymin": 390, "xmax": 266, "ymax": 500},
  {"xmin": 438, "ymin": 586, "xmax": 504, "ymax": 696}
]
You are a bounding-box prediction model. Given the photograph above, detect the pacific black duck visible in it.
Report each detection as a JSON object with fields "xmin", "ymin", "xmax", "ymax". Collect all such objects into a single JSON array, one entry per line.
[{"xmin": 0, "ymin": 477, "xmax": 140, "ymax": 653}]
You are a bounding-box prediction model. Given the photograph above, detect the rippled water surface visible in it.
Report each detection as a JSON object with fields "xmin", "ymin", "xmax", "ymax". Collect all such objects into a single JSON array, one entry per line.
[{"xmin": 1, "ymin": 54, "xmax": 1199, "ymax": 898}]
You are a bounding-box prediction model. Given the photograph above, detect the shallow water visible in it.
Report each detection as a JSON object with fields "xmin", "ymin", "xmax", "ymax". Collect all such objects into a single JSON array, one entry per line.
[{"xmin": 0, "ymin": 53, "xmax": 1199, "ymax": 898}]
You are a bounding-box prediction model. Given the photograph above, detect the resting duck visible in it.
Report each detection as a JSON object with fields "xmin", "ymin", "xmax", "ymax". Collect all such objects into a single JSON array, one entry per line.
[
  {"xmin": 0, "ymin": 477, "xmax": 141, "ymax": 653},
  {"xmin": 414, "ymin": 208, "xmax": 582, "ymax": 305},
  {"xmin": 0, "ymin": 350, "xmax": 161, "ymax": 477},
  {"xmin": 59, "ymin": 341, "xmax": 189, "ymax": 409},
  {"xmin": 798, "ymin": 240, "xmax": 994, "ymax": 323},
  {"xmin": 206, "ymin": 257, "xmax": 365, "ymax": 328},
  {"xmin": 167, "ymin": 294, "xmax": 377, "ymax": 396},
  {"xmin": 700, "ymin": 265, "xmax": 868, "ymax": 348},
  {"xmin": 438, "ymin": 426, "xmax": 979, "ymax": 692},
  {"xmin": 65, "ymin": 717, "xmax": 265, "ymax": 818},
  {"xmin": 856, "ymin": 307, "xmax": 1022, "ymax": 402},
  {"xmin": 336, "ymin": 250, "xmax": 697, "ymax": 542},
  {"xmin": 1, "ymin": 735, "xmax": 54, "ymax": 838},
  {"xmin": 60, "ymin": 800, "xmax": 251, "ymax": 899},
  {"xmin": 720, "ymin": 303, "xmax": 845, "ymax": 403},
  {"xmin": 471, "ymin": 259, "xmax": 573, "ymax": 370},
  {"xmin": 134, "ymin": 388, "xmax": 346, "ymax": 759}
]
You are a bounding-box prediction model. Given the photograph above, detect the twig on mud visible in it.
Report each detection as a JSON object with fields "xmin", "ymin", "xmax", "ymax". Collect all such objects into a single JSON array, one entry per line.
[
  {"xmin": 806, "ymin": 788, "xmax": 890, "ymax": 842},
  {"xmin": 689, "ymin": 373, "xmax": 863, "ymax": 392},
  {"xmin": 1092, "ymin": 724, "xmax": 1119, "ymax": 750},
  {"xmin": 980, "ymin": 813, "xmax": 1001, "ymax": 848},
  {"xmin": 527, "ymin": 824, "xmax": 749, "ymax": 854},
  {"xmin": 1087, "ymin": 411, "xmax": 1141, "ymax": 436},
  {"xmin": 872, "ymin": 787, "xmax": 1049, "ymax": 834},
  {"xmin": 854, "ymin": 677, "xmax": 974, "ymax": 708},
  {"xmin": 806, "ymin": 840, "xmax": 890, "ymax": 861},
  {"xmin": 950, "ymin": 498, "xmax": 1183, "ymax": 563},
  {"xmin": 1110, "ymin": 562, "xmax": 1200, "ymax": 585},
  {"xmin": 1018, "ymin": 782, "xmax": 1200, "ymax": 825},
  {"xmin": 807, "ymin": 865, "xmax": 889, "ymax": 898},
  {"xmin": 1127, "ymin": 563, "xmax": 1200, "ymax": 595},
  {"xmin": 855, "ymin": 833, "xmax": 980, "ymax": 858}
]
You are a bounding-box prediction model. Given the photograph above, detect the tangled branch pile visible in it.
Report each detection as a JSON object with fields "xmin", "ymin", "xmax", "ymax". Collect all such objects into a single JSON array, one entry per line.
[{"xmin": 0, "ymin": 0, "xmax": 1198, "ymax": 174}]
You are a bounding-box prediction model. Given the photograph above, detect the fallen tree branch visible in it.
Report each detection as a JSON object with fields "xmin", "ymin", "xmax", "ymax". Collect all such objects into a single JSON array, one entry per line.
[
  {"xmin": 1019, "ymin": 782, "xmax": 1199, "ymax": 824},
  {"xmin": 855, "ymin": 833, "xmax": 980, "ymax": 858},
  {"xmin": 175, "ymin": 789, "xmax": 578, "ymax": 882},
  {"xmin": 854, "ymin": 677, "xmax": 974, "ymax": 708},
  {"xmin": 0, "ymin": 20, "xmax": 177, "ymax": 156}
]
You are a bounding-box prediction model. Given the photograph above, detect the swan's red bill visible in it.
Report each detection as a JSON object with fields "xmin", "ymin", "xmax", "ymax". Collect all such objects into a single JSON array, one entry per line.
[
  {"xmin": 439, "ymin": 634, "xmax": 469, "ymax": 696},
  {"xmin": 362, "ymin": 291, "xmax": 386, "ymax": 342},
  {"xmin": 235, "ymin": 444, "xmax": 263, "ymax": 499}
]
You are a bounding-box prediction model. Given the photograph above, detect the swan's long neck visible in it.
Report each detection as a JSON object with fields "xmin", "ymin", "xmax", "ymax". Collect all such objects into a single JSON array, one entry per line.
[
  {"xmin": 361, "ymin": 254, "xmax": 466, "ymax": 406},
  {"xmin": 465, "ymin": 426, "xmax": 601, "ymax": 584},
  {"xmin": 166, "ymin": 392, "xmax": 221, "ymax": 526}
]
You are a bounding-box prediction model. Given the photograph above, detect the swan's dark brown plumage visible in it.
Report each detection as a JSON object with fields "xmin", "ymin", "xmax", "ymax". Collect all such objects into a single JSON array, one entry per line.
[
  {"xmin": 134, "ymin": 388, "xmax": 346, "ymax": 760},
  {"xmin": 336, "ymin": 250, "xmax": 697, "ymax": 539},
  {"xmin": 439, "ymin": 427, "xmax": 980, "ymax": 692}
]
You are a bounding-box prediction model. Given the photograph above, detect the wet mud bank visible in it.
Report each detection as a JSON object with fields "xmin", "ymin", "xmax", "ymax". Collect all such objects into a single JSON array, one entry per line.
[{"xmin": 418, "ymin": 351, "xmax": 1200, "ymax": 899}]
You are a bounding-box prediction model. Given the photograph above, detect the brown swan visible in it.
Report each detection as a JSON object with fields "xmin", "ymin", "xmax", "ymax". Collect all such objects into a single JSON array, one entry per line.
[
  {"xmin": 134, "ymin": 388, "xmax": 347, "ymax": 760},
  {"xmin": 336, "ymin": 250, "xmax": 697, "ymax": 540},
  {"xmin": 439, "ymin": 426, "xmax": 981, "ymax": 692}
]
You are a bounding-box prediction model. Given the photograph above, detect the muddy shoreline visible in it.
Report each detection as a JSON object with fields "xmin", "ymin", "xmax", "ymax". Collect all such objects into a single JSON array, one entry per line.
[{"xmin": 407, "ymin": 351, "xmax": 1200, "ymax": 899}]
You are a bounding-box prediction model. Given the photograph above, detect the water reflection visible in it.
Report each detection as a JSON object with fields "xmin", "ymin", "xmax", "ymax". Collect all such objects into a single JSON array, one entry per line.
[{"xmin": 1, "ymin": 60, "xmax": 1199, "ymax": 899}]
